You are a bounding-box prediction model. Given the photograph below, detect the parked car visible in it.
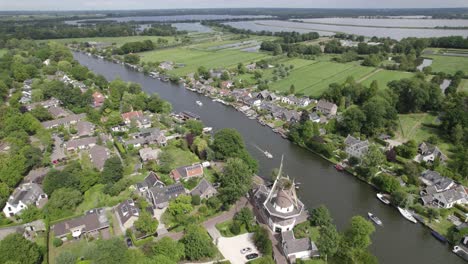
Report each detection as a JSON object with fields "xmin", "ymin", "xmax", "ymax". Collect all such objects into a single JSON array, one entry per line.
[
  {"xmin": 246, "ymin": 253, "xmax": 259, "ymax": 260},
  {"xmin": 125, "ymin": 237, "xmax": 133, "ymax": 248},
  {"xmin": 240, "ymin": 247, "xmax": 252, "ymax": 254}
]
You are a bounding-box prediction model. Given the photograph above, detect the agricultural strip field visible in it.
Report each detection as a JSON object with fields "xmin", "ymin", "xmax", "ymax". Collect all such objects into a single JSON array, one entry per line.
[
  {"xmin": 139, "ymin": 47, "xmax": 270, "ymax": 76},
  {"xmin": 267, "ymin": 59, "xmax": 375, "ymax": 97},
  {"xmin": 361, "ymin": 69, "xmax": 414, "ymax": 89},
  {"xmin": 42, "ymin": 36, "xmax": 177, "ymax": 46},
  {"xmin": 425, "ymin": 54, "xmax": 468, "ymax": 75}
]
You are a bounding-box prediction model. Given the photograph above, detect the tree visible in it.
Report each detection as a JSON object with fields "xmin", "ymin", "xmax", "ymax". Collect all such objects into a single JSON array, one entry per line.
[
  {"xmin": 45, "ymin": 188, "xmax": 83, "ymax": 220},
  {"xmin": 234, "ymin": 207, "xmax": 254, "ymax": 229},
  {"xmin": 310, "ymin": 205, "xmax": 333, "ymax": 227},
  {"xmin": 339, "ymin": 106, "xmax": 366, "ymax": 134},
  {"xmin": 101, "ymin": 156, "xmax": 123, "ymax": 183},
  {"xmin": 289, "ymin": 84, "xmax": 295, "ymax": 95},
  {"xmin": 185, "ymin": 119, "xmax": 203, "ymax": 136},
  {"xmin": 371, "ymin": 174, "xmax": 400, "ymax": 194},
  {"xmin": 317, "ymin": 224, "xmax": 340, "ymax": 261},
  {"xmin": 182, "ymin": 225, "xmax": 216, "ymax": 260},
  {"xmin": 253, "ymin": 227, "xmax": 273, "ymax": 255},
  {"xmin": 168, "ymin": 195, "xmax": 193, "ymax": 216},
  {"xmin": 89, "ymin": 238, "xmax": 129, "ymax": 264},
  {"xmin": 152, "ymin": 237, "xmax": 185, "ymax": 262},
  {"xmin": 0, "ymin": 233, "xmax": 42, "ymax": 264},
  {"xmin": 30, "ymin": 106, "xmax": 53, "ymax": 121},
  {"xmin": 427, "ymin": 208, "xmax": 440, "ymax": 222},
  {"xmin": 391, "ymin": 189, "xmax": 409, "ymax": 208},
  {"xmin": 134, "ymin": 211, "xmax": 158, "ymax": 235},
  {"xmin": 43, "ymin": 170, "xmax": 80, "ymax": 196},
  {"xmin": 55, "ymin": 251, "xmax": 76, "ymax": 264},
  {"xmin": 219, "ymin": 158, "xmax": 253, "ymax": 204},
  {"xmin": 150, "ymin": 255, "xmax": 176, "ymax": 264},
  {"xmin": 343, "ymin": 216, "xmax": 375, "ymax": 251},
  {"xmin": 361, "ymin": 145, "xmax": 385, "ymax": 178}
]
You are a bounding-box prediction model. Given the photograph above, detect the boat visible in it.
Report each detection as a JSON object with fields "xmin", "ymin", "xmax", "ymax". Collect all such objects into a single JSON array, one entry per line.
[
  {"xmin": 431, "ymin": 230, "xmax": 447, "ymax": 243},
  {"xmin": 202, "ymin": 127, "xmax": 213, "ymax": 133},
  {"xmin": 334, "ymin": 164, "xmax": 344, "ymax": 171},
  {"xmin": 376, "ymin": 193, "xmax": 391, "ymax": 205},
  {"xmin": 397, "ymin": 207, "xmax": 417, "ymax": 223},
  {"xmin": 196, "ymin": 101, "xmax": 203, "ymax": 106},
  {"xmin": 264, "ymin": 151, "xmax": 273, "ymax": 159},
  {"xmin": 368, "ymin": 212, "xmax": 383, "ymax": 226},
  {"xmin": 453, "ymin": 245, "xmax": 468, "ymax": 261}
]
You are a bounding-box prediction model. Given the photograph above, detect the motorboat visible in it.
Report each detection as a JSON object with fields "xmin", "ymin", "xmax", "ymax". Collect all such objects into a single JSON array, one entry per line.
[
  {"xmin": 368, "ymin": 212, "xmax": 383, "ymax": 226},
  {"xmin": 196, "ymin": 101, "xmax": 203, "ymax": 106},
  {"xmin": 264, "ymin": 151, "xmax": 273, "ymax": 159},
  {"xmin": 431, "ymin": 230, "xmax": 447, "ymax": 243},
  {"xmin": 398, "ymin": 207, "xmax": 417, "ymax": 223},
  {"xmin": 335, "ymin": 164, "xmax": 344, "ymax": 171},
  {"xmin": 376, "ymin": 193, "xmax": 391, "ymax": 205}
]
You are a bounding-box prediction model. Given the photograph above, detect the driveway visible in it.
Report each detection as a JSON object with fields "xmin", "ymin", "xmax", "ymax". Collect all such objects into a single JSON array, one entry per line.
[{"xmin": 217, "ymin": 233, "xmax": 259, "ymax": 264}]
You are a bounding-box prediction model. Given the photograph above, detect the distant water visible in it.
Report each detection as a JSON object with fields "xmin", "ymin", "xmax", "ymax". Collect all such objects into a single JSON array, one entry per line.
[
  {"xmin": 300, "ymin": 18, "xmax": 468, "ymax": 28},
  {"xmin": 172, "ymin": 22, "xmax": 212, "ymax": 33},
  {"xmin": 417, "ymin": 59, "xmax": 433, "ymax": 71},
  {"xmin": 65, "ymin": 15, "xmax": 272, "ymax": 25},
  {"xmin": 225, "ymin": 20, "xmax": 468, "ymax": 40}
]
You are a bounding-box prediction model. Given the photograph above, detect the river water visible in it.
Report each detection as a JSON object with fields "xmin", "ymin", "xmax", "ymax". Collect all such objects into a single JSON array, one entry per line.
[{"xmin": 74, "ymin": 52, "xmax": 463, "ymax": 264}]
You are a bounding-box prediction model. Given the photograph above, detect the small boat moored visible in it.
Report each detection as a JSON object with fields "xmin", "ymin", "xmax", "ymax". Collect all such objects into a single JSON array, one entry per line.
[
  {"xmin": 398, "ymin": 207, "xmax": 417, "ymax": 224},
  {"xmin": 264, "ymin": 151, "xmax": 273, "ymax": 159},
  {"xmin": 334, "ymin": 163, "xmax": 344, "ymax": 171},
  {"xmin": 376, "ymin": 193, "xmax": 391, "ymax": 205},
  {"xmin": 431, "ymin": 230, "xmax": 447, "ymax": 243},
  {"xmin": 368, "ymin": 212, "xmax": 383, "ymax": 226},
  {"xmin": 196, "ymin": 101, "xmax": 203, "ymax": 106}
]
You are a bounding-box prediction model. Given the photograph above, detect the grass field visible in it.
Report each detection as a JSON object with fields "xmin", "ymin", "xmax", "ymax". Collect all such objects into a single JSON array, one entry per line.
[
  {"xmin": 459, "ymin": 79, "xmax": 468, "ymax": 92},
  {"xmin": 140, "ymin": 47, "xmax": 270, "ymax": 76},
  {"xmin": 361, "ymin": 69, "xmax": 414, "ymax": 89},
  {"xmin": 396, "ymin": 113, "xmax": 452, "ymax": 153},
  {"xmin": 266, "ymin": 59, "xmax": 375, "ymax": 97},
  {"xmin": 44, "ymin": 36, "xmax": 177, "ymax": 47},
  {"xmin": 0, "ymin": 49, "xmax": 7, "ymax": 57},
  {"xmin": 426, "ymin": 54, "xmax": 468, "ymax": 75}
]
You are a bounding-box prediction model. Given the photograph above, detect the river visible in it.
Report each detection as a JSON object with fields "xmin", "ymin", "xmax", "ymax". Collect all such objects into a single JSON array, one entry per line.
[{"xmin": 74, "ymin": 52, "xmax": 463, "ymax": 264}]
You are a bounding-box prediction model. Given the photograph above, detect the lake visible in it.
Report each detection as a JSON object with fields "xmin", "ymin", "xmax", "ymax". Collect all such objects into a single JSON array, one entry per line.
[{"xmin": 225, "ymin": 20, "xmax": 468, "ymax": 40}]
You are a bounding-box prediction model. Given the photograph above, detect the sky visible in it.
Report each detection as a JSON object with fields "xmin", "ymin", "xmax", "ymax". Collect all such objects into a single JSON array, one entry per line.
[{"xmin": 1, "ymin": 0, "xmax": 467, "ymax": 11}]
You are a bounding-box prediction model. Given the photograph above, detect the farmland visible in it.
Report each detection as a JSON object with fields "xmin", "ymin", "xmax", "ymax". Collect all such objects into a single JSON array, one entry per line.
[
  {"xmin": 42, "ymin": 35, "xmax": 178, "ymax": 47},
  {"xmin": 425, "ymin": 54, "xmax": 468, "ymax": 75},
  {"xmin": 361, "ymin": 69, "xmax": 414, "ymax": 89}
]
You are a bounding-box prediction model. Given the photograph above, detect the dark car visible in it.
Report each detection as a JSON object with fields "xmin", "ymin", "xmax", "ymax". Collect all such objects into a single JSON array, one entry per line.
[
  {"xmin": 246, "ymin": 253, "xmax": 259, "ymax": 260},
  {"xmin": 125, "ymin": 237, "xmax": 133, "ymax": 248}
]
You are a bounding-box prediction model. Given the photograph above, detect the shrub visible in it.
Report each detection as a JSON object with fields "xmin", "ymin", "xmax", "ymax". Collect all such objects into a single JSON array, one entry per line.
[
  {"xmin": 191, "ymin": 195, "xmax": 201, "ymax": 206},
  {"xmin": 253, "ymin": 227, "xmax": 273, "ymax": 256},
  {"xmin": 53, "ymin": 237, "xmax": 63, "ymax": 247},
  {"xmin": 230, "ymin": 221, "xmax": 241, "ymax": 235}
]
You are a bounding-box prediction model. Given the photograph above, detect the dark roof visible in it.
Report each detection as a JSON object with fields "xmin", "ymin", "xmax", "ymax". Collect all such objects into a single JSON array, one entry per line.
[
  {"xmin": 137, "ymin": 172, "xmax": 163, "ymax": 190},
  {"xmin": 116, "ymin": 199, "xmax": 139, "ymax": 226},
  {"xmin": 89, "ymin": 145, "xmax": 109, "ymax": 170},
  {"xmin": 149, "ymin": 183, "xmax": 186, "ymax": 206},
  {"xmin": 421, "ymin": 170, "xmax": 454, "ymax": 191},
  {"xmin": 190, "ymin": 178, "xmax": 217, "ymax": 197},
  {"xmin": 52, "ymin": 209, "xmax": 108, "ymax": 237}
]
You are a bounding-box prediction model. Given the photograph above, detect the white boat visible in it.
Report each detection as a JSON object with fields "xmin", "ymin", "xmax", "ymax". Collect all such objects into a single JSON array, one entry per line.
[
  {"xmin": 196, "ymin": 101, "xmax": 203, "ymax": 106},
  {"xmin": 264, "ymin": 151, "xmax": 273, "ymax": 159},
  {"xmin": 377, "ymin": 193, "xmax": 391, "ymax": 205},
  {"xmin": 398, "ymin": 207, "xmax": 417, "ymax": 224},
  {"xmin": 368, "ymin": 212, "xmax": 383, "ymax": 226},
  {"xmin": 202, "ymin": 127, "xmax": 213, "ymax": 133}
]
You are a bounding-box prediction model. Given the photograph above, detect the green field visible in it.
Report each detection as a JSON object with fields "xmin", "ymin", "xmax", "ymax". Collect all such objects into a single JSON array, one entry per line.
[
  {"xmin": 0, "ymin": 49, "xmax": 6, "ymax": 57},
  {"xmin": 266, "ymin": 59, "xmax": 375, "ymax": 97},
  {"xmin": 140, "ymin": 47, "xmax": 270, "ymax": 76},
  {"xmin": 361, "ymin": 69, "xmax": 414, "ymax": 89},
  {"xmin": 44, "ymin": 36, "xmax": 177, "ymax": 47},
  {"xmin": 426, "ymin": 54, "xmax": 468, "ymax": 75},
  {"xmin": 459, "ymin": 79, "xmax": 468, "ymax": 92}
]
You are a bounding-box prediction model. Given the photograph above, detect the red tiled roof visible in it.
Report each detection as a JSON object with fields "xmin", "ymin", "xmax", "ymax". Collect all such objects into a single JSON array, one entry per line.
[{"xmin": 121, "ymin": 111, "xmax": 143, "ymax": 121}]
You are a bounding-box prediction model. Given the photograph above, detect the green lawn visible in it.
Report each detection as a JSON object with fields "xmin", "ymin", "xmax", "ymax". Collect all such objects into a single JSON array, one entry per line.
[
  {"xmin": 426, "ymin": 54, "xmax": 468, "ymax": 75},
  {"xmin": 75, "ymin": 184, "xmax": 130, "ymax": 213},
  {"xmin": 163, "ymin": 145, "xmax": 200, "ymax": 168},
  {"xmin": 49, "ymin": 239, "xmax": 89, "ymax": 264},
  {"xmin": 215, "ymin": 220, "xmax": 248, "ymax": 237},
  {"xmin": 361, "ymin": 69, "xmax": 414, "ymax": 89},
  {"xmin": 267, "ymin": 59, "xmax": 375, "ymax": 97},
  {"xmin": 0, "ymin": 49, "xmax": 7, "ymax": 57},
  {"xmin": 43, "ymin": 36, "xmax": 177, "ymax": 47},
  {"xmin": 396, "ymin": 113, "xmax": 452, "ymax": 153},
  {"xmin": 459, "ymin": 79, "xmax": 468, "ymax": 93},
  {"xmin": 140, "ymin": 47, "xmax": 269, "ymax": 76}
]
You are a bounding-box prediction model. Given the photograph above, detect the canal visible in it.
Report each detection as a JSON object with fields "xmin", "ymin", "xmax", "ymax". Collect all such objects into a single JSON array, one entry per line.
[{"xmin": 74, "ymin": 52, "xmax": 463, "ymax": 264}]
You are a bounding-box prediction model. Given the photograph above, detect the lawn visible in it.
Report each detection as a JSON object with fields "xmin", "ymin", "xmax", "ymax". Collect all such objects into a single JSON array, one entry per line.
[
  {"xmin": 458, "ymin": 79, "xmax": 468, "ymax": 93},
  {"xmin": 75, "ymin": 184, "xmax": 130, "ymax": 213},
  {"xmin": 361, "ymin": 69, "xmax": 414, "ymax": 89},
  {"xmin": 163, "ymin": 145, "xmax": 200, "ymax": 168},
  {"xmin": 426, "ymin": 54, "xmax": 468, "ymax": 75},
  {"xmin": 267, "ymin": 59, "xmax": 375, "ymax": 97},
  {"xmin": 216, "ymin": 220, "xmax": 248, "ymax": 237},
  {"xmin": 49, "ymin": 239, "xmax": 89, "ymax": 264},
  {"xmin": 0, "ymin": 49, "xmax": 7, "ymax": 57},
  {"xmin": 396, "ymin": 113, "xmax": 452, "ymax": 153},
  {"xmin": 43, "ymin": 36, "xmax": 177, "ymax": 47},
  {"xmin": 140, "ymin": 47, "xmax": 270, "ymax": 76}
]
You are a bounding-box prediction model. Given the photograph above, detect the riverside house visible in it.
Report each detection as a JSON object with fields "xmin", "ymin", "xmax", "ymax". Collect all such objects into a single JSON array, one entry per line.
[
  {"xmin": 344, "ymin": 135, "xmax": 369, "ymax": 158},
  {"xmin": 170, "ymin": 164, "xmax": 204, "ymax": 182},
  {"xmin": 316, "ymin": 100, "xmax": 337, "ymax": 117},
  {"xmin": 3, "ymin": 183, "xmax": 48, "ymax": 217}
]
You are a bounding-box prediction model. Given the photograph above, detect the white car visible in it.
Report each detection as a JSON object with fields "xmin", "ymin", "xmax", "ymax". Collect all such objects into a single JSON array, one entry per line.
[{"xmin": 240, "ymin": 247, "xmax": 252, "ymax": 254}]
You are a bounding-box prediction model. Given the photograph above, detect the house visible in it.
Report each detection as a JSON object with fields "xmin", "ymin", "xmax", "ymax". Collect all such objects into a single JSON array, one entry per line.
[
  {"xmin": 47, "ymin": 106, "xmax": 69, "ymax": 118},
  {"xmin": 417, "ymin": 142, "xmax": 448, "ymax": 163},
  {"xmin": 282, "ymin": 230, "xmax": 319, "ymax": 263},
  {"xmin": 147, "ymin": 183, "xmax": 186, "ymax": 209},
  {"xmin": 26, "ymin": 98, "xmax": 61, "ymax": 111},
  {"xmin": 136, "ymin": 172, "xmax": 164, "ymax": 193},
  {"xmin": 344, "ymin": 135, "xmax": 369, "ymax": 158},
  {"xmin": 64, "ymin": 137, "xmax": 97, "ymax": 152},
  {"xmin": 246, "ymin": 63, "xmax": 256, "ymax": 71},
  {"xmin": 257, "ymin": 91, "xmax": 278, "ymax": 101},
  {"xmin": 190, "ymin": 178, "xmax": 218, "ymax": 199},
  {"xmin": 316, "ymin": 100, "xmax": 337, "ymax": 116},
  {"xmin": 52, "ymin": 208, "xmax": 109, "ymax": 240},
  {"xmin": 209, "ymin": 69, "xmax": 223, "ymax": 79},
  {"xmin": 247, "ymin": 98, "xmax": 262, "ymax": 107},
  {"xmin": 121, "ymin": 111, "xmax": 144, "ymax": 124},
  {"xmin": 3, "ymin": 183, "xmax": 48, "ymax": 217},
  {"xmin": 124, "ymin": 128, "xmax": 167, "ymax": 148},
  {"xmin": 41, "ymin": 113, "xmax": 86, "ymax": 129},
  {"xmin": 221, "ymin": 81, "xmax": 234, "ymax": 89},
  {"xmin": 116, "ymin": 199, "xmax": 140, "ymax": 231},
  {"xmin": 139, "ymin": 147, "xmax": 161, "ymax": 162},
  {"xmin": 170, "ymin": 164, "xmax": 204, "ymax": 182},
  {"xmin": 280, "ymin": 110, "xmax": 300, "ymax": 123},
  {"xmin": 178, "ymin": 111, "xmax": 200, "ymax": 121},
  {"xmin": 24, "ymin": 167, "xmax": 50, "ymax": 184},
  {"xmin": 420, "ymin": 170, "xmax": 455, "ymax": 192},
  {"xmin": 134, "ymin": 115, "xmax": 152, "ymax": 129},
  {"xmin": 251, "ymin": 167, "xmax": 305, "ymax": 233},
  {"xmin": 281, "ymin": 96, "xmax": 294, "ymax": 105},
  {"xmin": 89, "ymin": 145, "xmax": 110, "ymax": 171},
  {"xmin": 92, "ymin": 92, "xmax": 105, "ymax": 108},
  {"xmin": 76, "ymin": 121, "xmax": 95, "ymax": 138},
  {"xmin": 421, "ymin": 186, "xmax": 468, "ymax": 209},
  {"xmin": 309, "ymin": 112, "xmax": 320, "ymax": 123},
  {"xmin": 159, "ymin": 61, "xmax": 174, "ymax": 71}
]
